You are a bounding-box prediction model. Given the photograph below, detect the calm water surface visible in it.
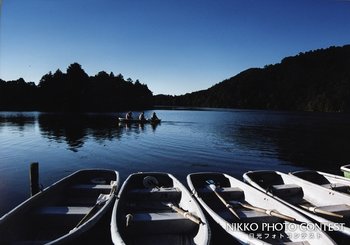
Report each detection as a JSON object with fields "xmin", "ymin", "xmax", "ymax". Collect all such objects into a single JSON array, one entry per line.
[{"xmin": 1, "ymin": 109, "xmax": 350, "ymax": 217}]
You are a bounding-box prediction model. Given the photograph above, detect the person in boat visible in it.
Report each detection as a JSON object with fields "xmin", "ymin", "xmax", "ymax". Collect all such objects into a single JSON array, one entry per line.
[
  {"xmin": 126, "ymin": 111, "xmax": 133, "ymax": 120},
  {"xmin": 138, "ymin": 112, "xmax": 146, "ymax": 121},
  {"xmin": 150, "ymin": 112, "xmax": 158, "ymax": 121}
]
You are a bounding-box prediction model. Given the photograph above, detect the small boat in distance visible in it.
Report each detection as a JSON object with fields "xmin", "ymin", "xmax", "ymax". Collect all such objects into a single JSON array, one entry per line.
[
  {"xmin": 118, "ymin": 117, "xmax": 161, "ymax": 124},
  {"xmin": 341, "ymin": 164, "xmax": 350, "ymax": 179},
  {"xmin": 290, "ymin": 170, "xmax": 350, "ymax": 195},
  {"xmin": 111, "ymin": 172, "xmax": 210, "ymax": 245},
  {"xmin": 188, "ymin": 172, "xmax": 335, "ymax": 245},
  {"xmin": 243, "ymin": 170, "xmax": 350, "ymax": 238},
  {"xmin": 0, "ymin": 169, "xmax": 119, "ymax": 244}
]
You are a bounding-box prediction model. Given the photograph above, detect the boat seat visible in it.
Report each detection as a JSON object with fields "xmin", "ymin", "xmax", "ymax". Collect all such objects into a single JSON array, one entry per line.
[
  {"xmin": 317, "ymin": 204, "xmax": 350, "ymax": 217},
  {"xmin": 197, "ymin": 187, "xmax": 245, "ymax": 201},
  {"xmin": 125, "ymin": 212, "xmax": 197, "ymax": 234},
  {"xmin": 126, "ymin": 201, "xmax": 173, "ymax": 212},
  {"xmin": 270, "ymin": 184, "xmax": 304, "ymax": 204},
  {"xmin": 36, "ymin": 206, "xmax": 92, "ymax": 226},
  {"xmin": 37, "ymin": 206, "xmax": 91, "ymax": 215},
  {"xmin": 321, "ymin": 183, "xmax": 349, "ymax": 193},
  {"xmin": 71, "ymin": 184, "xmax": 111, "ymax": 194},
  {"xmin": 217, "ymin": 209, "xmax": 280, "ymax": 227},
  {"xmin": 62, "ymin": 196, "xmax": 97, "ymax": 206},
  {"xmin": 238, "ymin": 210, "xmax": 280, "ymax": 223},
  {"xmin": 127, "ymin": 187, "xmax": 181, "ymax": 202}
]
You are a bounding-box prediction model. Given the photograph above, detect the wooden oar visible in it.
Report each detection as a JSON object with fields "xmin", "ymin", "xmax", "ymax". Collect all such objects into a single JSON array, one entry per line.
[
  {"xmin": 229, "ymin": 200, "xmax": 296, "ymax": 222},
  {"xmin": 207, "ymin": 180, "xmax": 297, "ymax": 222},
  {"xmin": 206, "ymin": 180, "xmax": 241, "ymax": 219},
  {"xmin": 125, "ymin": 203, "xmax": 202, "ymax": 227},
  {"xmin": 142, "ymin": 175, "xmax": 203, "ymax": 225},
  {"xmin": 73, "ymin": 181, "xmax": 117, "ymax": 229},
  {"xmin": 299, "ymin": 204, "xmax": 344, "ymax": 218},
  {"xmin": 74, "ymin": 193, "xmax": 110, "ymax": 229},
  {"xmin": 163, "ymin": 202, "xmax": 202, "ymax": 224}
]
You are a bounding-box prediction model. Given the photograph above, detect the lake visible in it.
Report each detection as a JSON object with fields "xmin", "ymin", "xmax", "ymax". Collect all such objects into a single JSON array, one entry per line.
[{"xmin": 1, "ymin": 108, "xmax": 350, "ymax": 218}]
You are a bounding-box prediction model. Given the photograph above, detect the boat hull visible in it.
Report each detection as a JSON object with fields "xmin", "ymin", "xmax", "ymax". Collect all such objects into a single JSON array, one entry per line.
[
  {"xmin": 0, "ymin": 169, "xmax": 119, "ymax": 244},
  {"xmin": 290, "ymin": 170, "xmax": 350, "ymax": 196},
  {"xmin": 118, "ymin": 117, "xmax": 161, "ymax": 124},
  {"xmin": 243, "ymin": 170, "xmax": 350, "ymax": 238},
  {"xmin": 188, "ymin": 172, "xmax": 335, "ymax": 245},
  {"xmin": 111, "ymin": 172, "xmax": 210, "ymax": 245}
]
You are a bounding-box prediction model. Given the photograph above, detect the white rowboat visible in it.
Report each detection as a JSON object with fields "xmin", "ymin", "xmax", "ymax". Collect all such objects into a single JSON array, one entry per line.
[
  {"xmin": 290, "ymin": 170, "xmax": 350, "ymax": 196},
  {"xmin": 243, "ymin": 170, "xmax": 350, "ymax": 238},
  {"xmin": 111, "ymin": 172, "xmax": 210, "ymax": 245},
  {"xmin": 188, "ymin": 172, "xmax": 335, "ymax": 245},
  {"xmin": 0, "ymin": 169, "xmax": 119, "ymax": 244}
]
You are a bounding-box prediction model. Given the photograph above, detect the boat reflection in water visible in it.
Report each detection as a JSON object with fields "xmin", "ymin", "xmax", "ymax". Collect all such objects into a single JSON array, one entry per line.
[{"xmin": 118, "ymin": 117, "xmax": 161, "ymax": 131}]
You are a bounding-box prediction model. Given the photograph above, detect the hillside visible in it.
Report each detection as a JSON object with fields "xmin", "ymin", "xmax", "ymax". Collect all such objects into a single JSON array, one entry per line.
[{"xmin": 155, "ymin": 45, "xmax": 350, "ymax": 112}]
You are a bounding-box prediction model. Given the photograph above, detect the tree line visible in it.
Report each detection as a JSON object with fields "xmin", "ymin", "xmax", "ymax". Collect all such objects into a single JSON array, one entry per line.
[
  {"xmin": 2, "ymin": 45, "xmax": 350, "ymax": 112},
  {"xmin": 155, "ymin": 45, "xmax": 350, "ymax": 112},
  {"xmin": 0, "ymin": 63, "xmax": 153, "ymax": 112}
]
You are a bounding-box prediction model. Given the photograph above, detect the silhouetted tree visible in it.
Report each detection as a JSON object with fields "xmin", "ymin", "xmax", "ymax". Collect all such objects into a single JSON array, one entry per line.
[
  {"xmin": 37, "ymin": 63, "xmax": 152, "ymax": 111},
  {"xmin": 0, "ymin": 78, "xmax": 38, "ymax": 110}
]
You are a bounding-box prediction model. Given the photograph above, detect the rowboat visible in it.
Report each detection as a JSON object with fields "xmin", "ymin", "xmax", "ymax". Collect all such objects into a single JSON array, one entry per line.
[
  {"xmin": 243, "ymin": 170, "xmax": 350, "ymax": 237},
  {"xmin": 118, "ymin": 117, "xmax": 161, "ymax": 124},
  {"xmin": 111, "ymin": 172, "xmax": 210, "ymax": 245},
  {"xmin": 290, "ymin": 170, "xmax": 350, "ymax": 195},
  {"xmin": 341, "ymin": 164, "xmax": 350, "ymax": 179},
  {"xmin": 187, "ymin": 172, "xmax": 335, "ymax": 245},
  {"xmin": 0, "ymin": 169, "xmax": 119, "ymax": 244}
]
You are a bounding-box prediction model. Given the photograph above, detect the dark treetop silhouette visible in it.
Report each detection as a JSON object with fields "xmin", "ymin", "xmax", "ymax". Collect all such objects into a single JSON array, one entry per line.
[{"xmin": 0, "ymin": 63, "xmax": 153, "ymax": 112}]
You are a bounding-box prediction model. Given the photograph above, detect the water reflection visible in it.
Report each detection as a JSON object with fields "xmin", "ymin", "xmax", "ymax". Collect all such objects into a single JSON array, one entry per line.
[
  {"xmin": 39, "ymin": 114, "xmax": 86, "ymax": 151},
  {"xmin": 0, "ymin": 113, "xmax": 159, "ymax": 152},
  {"xmin": 38, "ymin": 113, "xmax": 160, "ymax": 152},
  {"xmin": 0, "ymin": 113, "xmax": 36, "ymax": 131},
  {"xmin": 229, "ymin": 112, "xmax": 350, "ymax": 171},
  {"xmin": 118, "ymin": 121, "xmax": 160, "ymax": 131},
  {"xmin": 1, "ymin": 111, "xmax": 350, "ymax": 171},
  {"xmin": 199, "ymin": 111, "xmax": 348, "ymax": 173}
]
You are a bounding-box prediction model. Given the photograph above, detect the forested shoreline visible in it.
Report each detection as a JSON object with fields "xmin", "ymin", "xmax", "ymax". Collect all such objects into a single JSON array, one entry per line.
[
  {"xmin": 155, "ymin": 45, "xmax": 350, "ymax": 112},
  {"xmin": 0, "ymin": 63, "xmax": 153, "ymax": 112},
  {"xmin": 2, "ymin": 45, "xmax": 350, "ymax": 112}
]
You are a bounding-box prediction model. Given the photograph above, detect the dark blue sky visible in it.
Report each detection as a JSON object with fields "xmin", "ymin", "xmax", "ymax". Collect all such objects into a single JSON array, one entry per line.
[{"xmin": 1, "ymin": 0, "xmax": 350, "ymax": 95}]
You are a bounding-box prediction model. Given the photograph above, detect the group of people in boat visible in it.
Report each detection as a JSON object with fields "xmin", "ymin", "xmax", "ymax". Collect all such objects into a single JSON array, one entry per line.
[{"xmin": 125, "ymin": 111, "xmax": 159, "ymax": 121}]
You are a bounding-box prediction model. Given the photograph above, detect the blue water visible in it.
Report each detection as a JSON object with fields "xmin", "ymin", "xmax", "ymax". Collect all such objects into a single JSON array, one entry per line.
[{"xmin": 1, "ymin": 109, "xmax": 350, "ymax": 217}]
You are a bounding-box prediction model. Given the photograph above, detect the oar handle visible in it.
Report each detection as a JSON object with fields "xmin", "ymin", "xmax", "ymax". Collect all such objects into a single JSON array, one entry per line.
[
  {"xmin": 267, "ymin": 210, "xmax": 296, "ymax": 222},
  {"xmin": 207, "ymin": 182, "xmax": 241, "ymax": 220},
  {"xmin": 230, "ymin": 201, "xmax": 296, "ymax": 222},
  {"xmin": 300, "ymin": 205, "xmax": 344, "ymax": 218},
  {"xmin": 74, "ymin": 183, "xmax": 115, "ymax": 230},
  {"xmin": 75, "ymin": 205, "xmax": 98, "ymax": 228},
  {"xmin": 165, "ymin": 203, "xmax": 202, "ymax": 225}
]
